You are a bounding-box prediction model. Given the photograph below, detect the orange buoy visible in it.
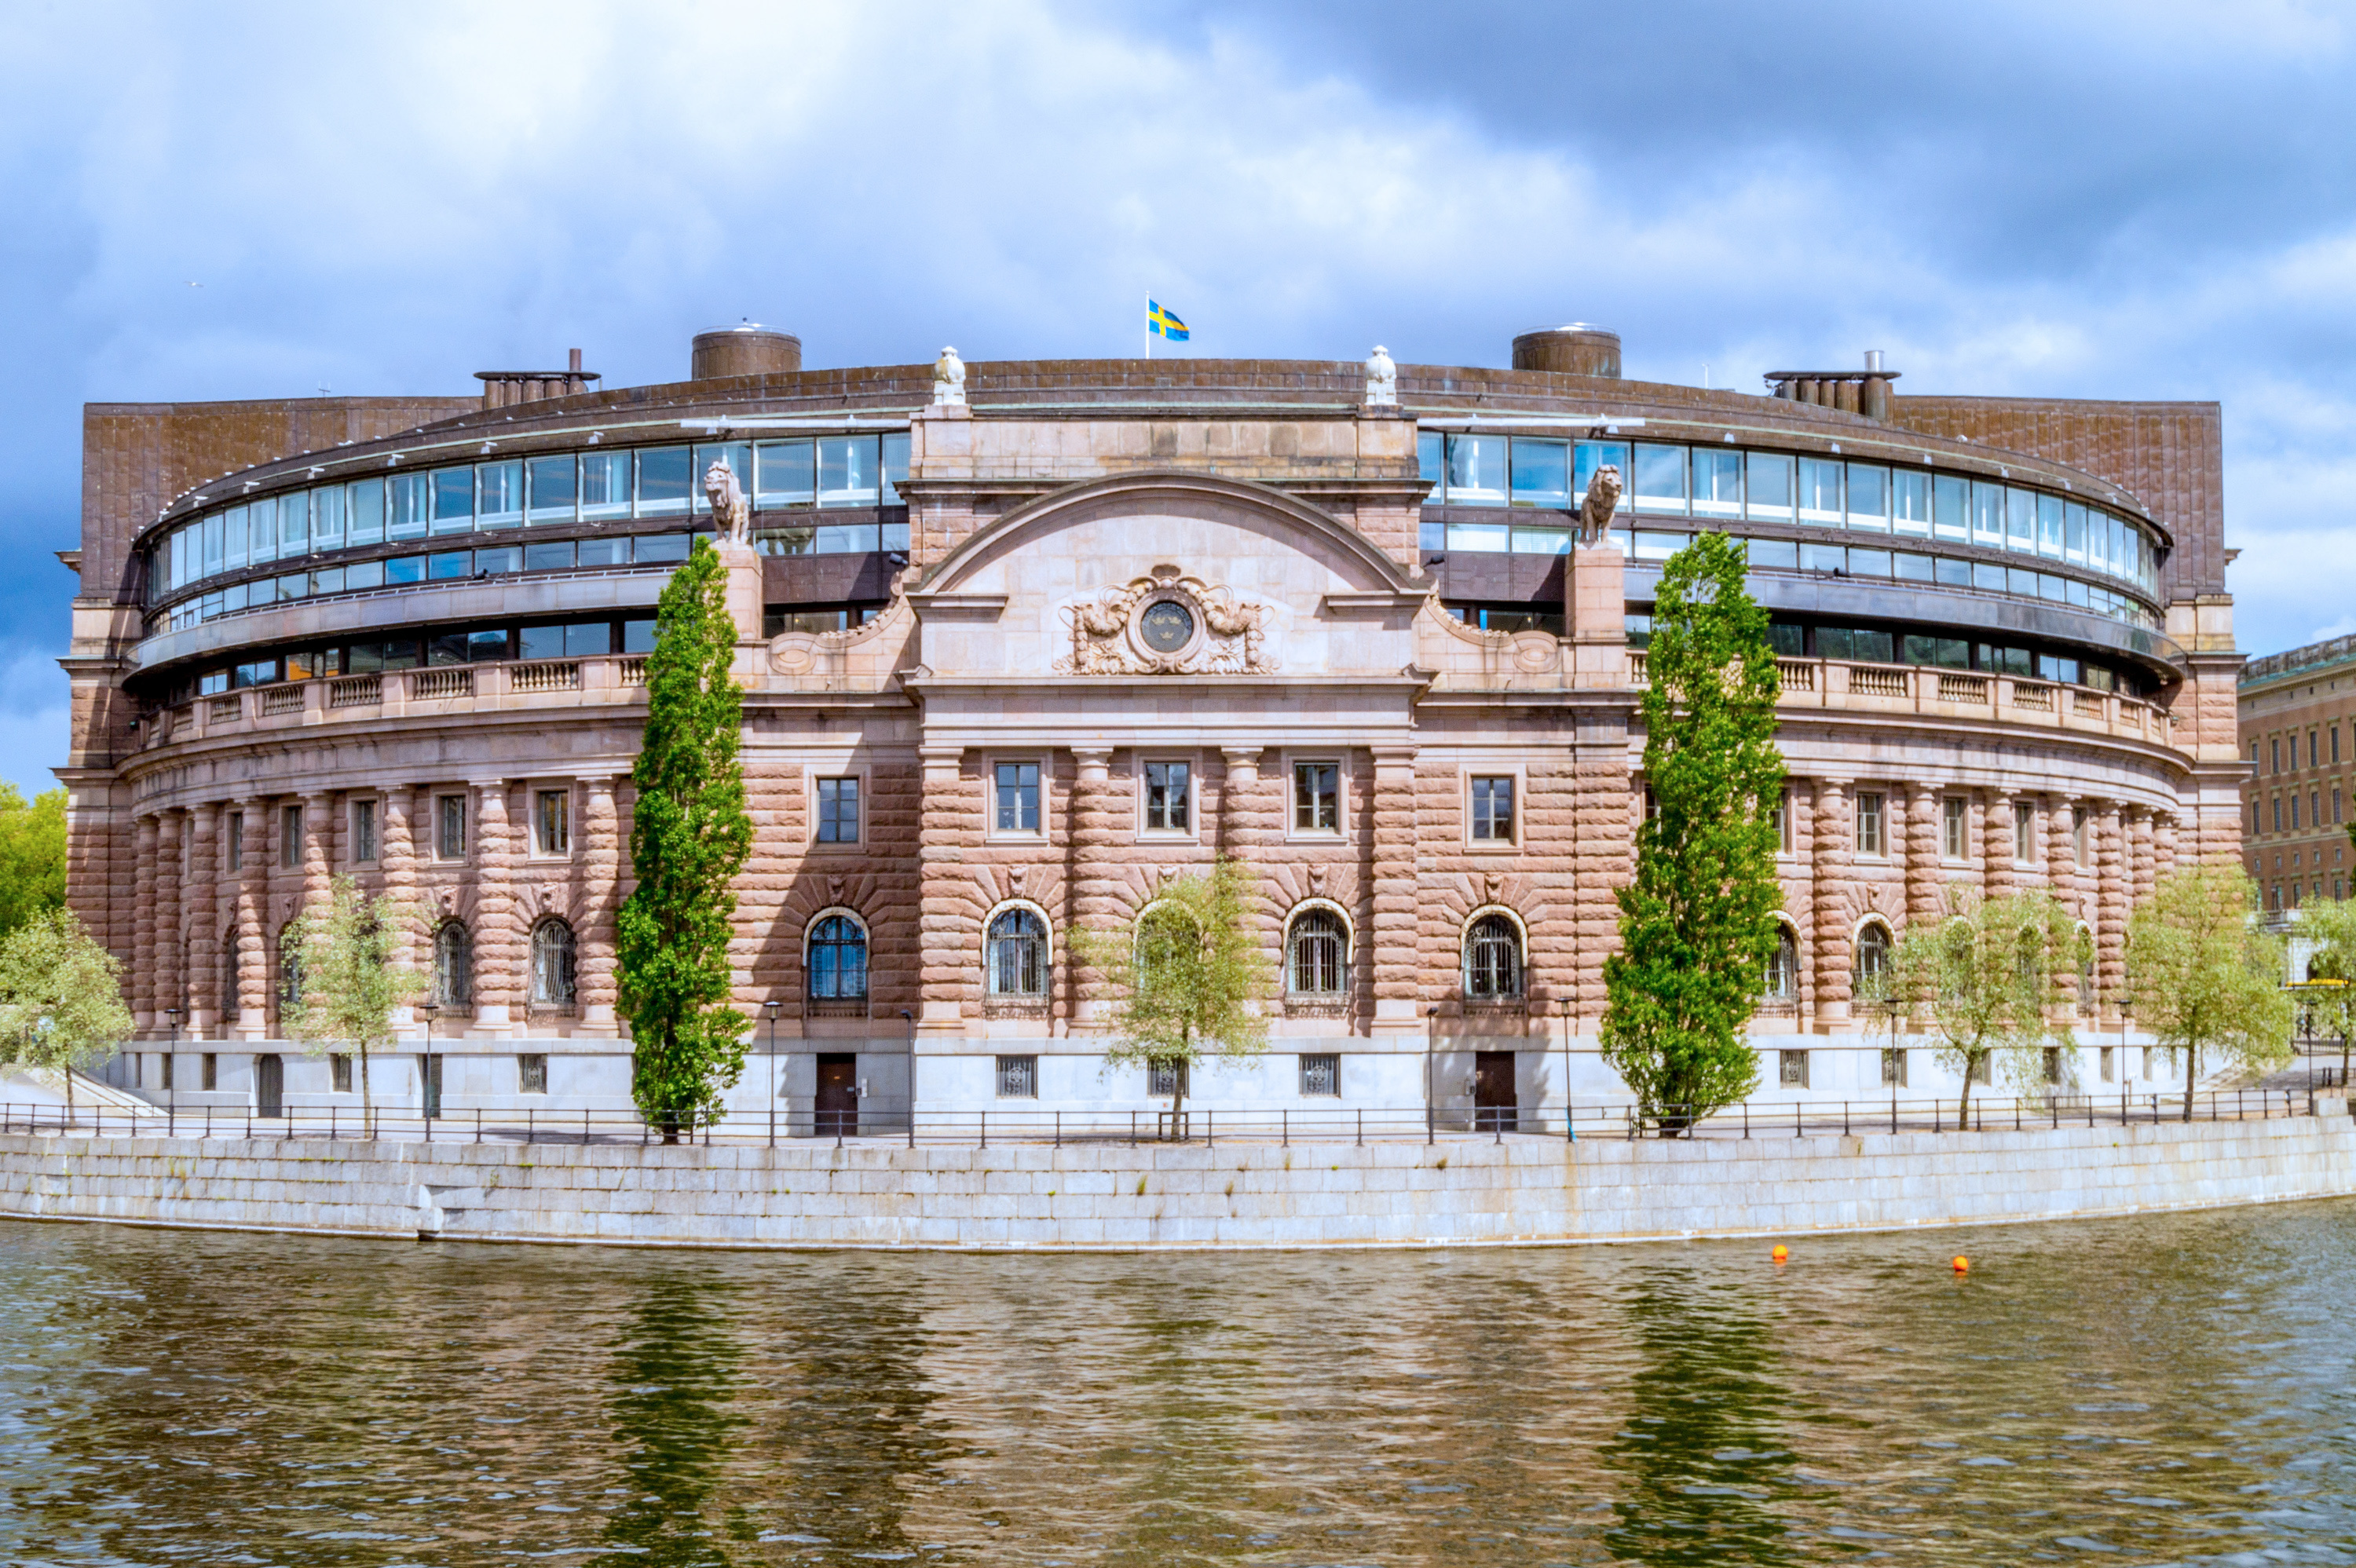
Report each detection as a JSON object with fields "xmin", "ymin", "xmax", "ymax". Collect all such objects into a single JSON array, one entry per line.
[
  {"xmin": 1772, "ymin": 1245, "xmax": 1788, "ymax": 1263},
  {"xmin": 1952, "ymin": 1255, "xmax": 1970, "ymax": 1274}
]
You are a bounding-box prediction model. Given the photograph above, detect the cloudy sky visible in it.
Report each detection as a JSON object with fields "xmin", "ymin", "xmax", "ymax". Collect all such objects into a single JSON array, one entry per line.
[{"xmin": 3, "ymin": 0, "xmax": 2352, "ymax": 795}]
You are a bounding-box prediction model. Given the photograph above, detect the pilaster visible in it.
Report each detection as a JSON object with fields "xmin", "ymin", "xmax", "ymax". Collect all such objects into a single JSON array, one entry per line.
[
  {"xmin": 916, "ymin": 745, "xmax": 971, "ymax": 1035},
  {"xmin": 1370, "ymin": 744, "xmax": 1420, "ymax": 1033},
  {"xmin": 1811, "ymin": 777, "xmax": 1853, "ymax": 1023},
  {"xmin": 473, "ymin": 779, "xmax": 517, "ymax": 1032},
  {"xmin": 131, "ymin": 815, "xmax": 157, "ymax": 1031},
  {"xmin": 579, "ymin": 776, "xmax": 620, "ymax": 1029}
]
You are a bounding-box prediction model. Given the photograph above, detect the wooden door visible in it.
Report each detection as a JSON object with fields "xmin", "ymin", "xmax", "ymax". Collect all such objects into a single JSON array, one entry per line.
[
  {"xmin": 816, "ymin": 1054, "xmax": 858, "ymax": 1136},
  {"xmin": 1473, "ymin": 1051, "xmax": 1516, "ymax": 1133},
  {"xmin": 256, "ymin": 1053, "xmax": 284, "ymax": 1120}
]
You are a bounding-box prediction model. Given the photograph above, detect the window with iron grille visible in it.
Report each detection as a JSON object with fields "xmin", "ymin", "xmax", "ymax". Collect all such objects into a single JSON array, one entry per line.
[
  {"xmin": 436, "ymin": 795, "xmax": 466, "ymax": 860},
  {"xmin": 518, "ymin": 1053, "xmax": 549, "ymax": 1095},
  {"xmin": 1854, "ymin": 922, "xmax": 1892, "ymax": 994},
  {"xmin": 1148, "ymin": 1059, "xmax": 1189, "ymax": 1098},
  {"xmin": 331, "ymin": 1053, "xmax": 353, "ymax": 1093},
  {"xmin": 986, "ymin": 908, "xmax": 1048, "ymax": 996},
  {"xmin": 1779, "ymin": 1049, "xmax": 1809, "ymax": 1088},
  {"xmin": 280, "ymin": 804, "xmax": 302, "ymax": 868},
  {"xmin": 807, "ymin": 915, "xmax": 869, "ymax": 1000},
  {"xmin": 1880, "ymin": 1048, "xmax": 1906, "ymax": 1087},
  {"xmin": 1470, "ymin": 776, "xmax": 1514, "ymax": 841},
  {"xmin": 1463, "ymin": 914, "xmax": 1523, "ymax": 1000},
  {"xmin": 351, "ymin": 799, "xmax": 379, "ymax": 864},
  {"xmin": 817, "ymin": 777, "xmax": 860, "ymax": 843},
  {"xmin": 1299, "ymin": 1053, "xmax": 1340, "ymax": 1097},
  {"xmin": 531, "ymin": 919, "xmax": 576, "ymax": 1005},
  {"xmin": 1762, "ymin": 927, "xmax": 1798, "ymax": 999},
  {"xmin": 433, "ymin": 922, "xmax": 474, "ymax": 1007},
  {"xmin": 995, "ymin": 1054, "xmax": 1037, "ymax": 1098},
  {"xmin": 1288, "ymin": 908, "xmax": 1348, "ymax": 996}
]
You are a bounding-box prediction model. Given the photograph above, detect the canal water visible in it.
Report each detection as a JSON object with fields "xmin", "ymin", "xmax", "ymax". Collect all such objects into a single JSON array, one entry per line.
[{"xmin": 0, "ymin": 1204, "xmax": 2351, "ymax": 1566}]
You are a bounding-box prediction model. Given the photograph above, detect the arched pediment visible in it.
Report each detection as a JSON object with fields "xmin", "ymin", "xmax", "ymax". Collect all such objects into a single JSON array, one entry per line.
[{"xmin": 904, "ymin": 471, "xmax": 1432, "ymax": 681}]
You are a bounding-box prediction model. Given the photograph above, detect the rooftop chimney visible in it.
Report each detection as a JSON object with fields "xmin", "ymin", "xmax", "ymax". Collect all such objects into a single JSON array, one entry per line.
[
  {"xmin": 474, "ymin": 350, "xmax": 600, "ymax": 411},
  {"xmin": 692, "ymin": 322, "xmax": 803, "ymax": 381},
  {"xmin": 1511, "ymin": 323, "xmax": 1621, "ymax": 378}
]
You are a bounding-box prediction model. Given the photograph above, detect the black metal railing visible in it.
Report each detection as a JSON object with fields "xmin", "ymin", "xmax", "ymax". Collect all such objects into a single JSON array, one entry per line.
[{"xmin": 0, "ymin": 1085, "xmax": 2330, "ymax": 1149}]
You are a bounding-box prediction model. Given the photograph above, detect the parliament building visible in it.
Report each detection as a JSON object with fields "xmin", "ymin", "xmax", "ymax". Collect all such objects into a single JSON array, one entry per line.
[{"xmin": 60, "ymin": 321, "xmax": 2246, "ymax": 1126}]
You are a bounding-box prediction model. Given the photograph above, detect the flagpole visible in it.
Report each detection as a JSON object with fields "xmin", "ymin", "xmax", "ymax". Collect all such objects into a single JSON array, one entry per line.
[{"xmin": 1145, "ymin": 297, "xmax": 1151, "ymax": 360}]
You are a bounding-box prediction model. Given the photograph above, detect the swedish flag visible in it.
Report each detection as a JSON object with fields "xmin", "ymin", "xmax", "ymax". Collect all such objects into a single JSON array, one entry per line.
[{"xmin": 1148, "ymin": 299, "xmax": 1190, "ymax": 342}]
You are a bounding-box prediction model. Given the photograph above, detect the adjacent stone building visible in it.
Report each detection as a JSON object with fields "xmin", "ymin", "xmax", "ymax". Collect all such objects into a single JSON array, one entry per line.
[
  {"xmin": 2237, "ymin": 635, "xmax": 2356, "ymax": 914},
  {"xmin": 60, "ymin": 323, "xmax": 2248, "ymax": 1125}
]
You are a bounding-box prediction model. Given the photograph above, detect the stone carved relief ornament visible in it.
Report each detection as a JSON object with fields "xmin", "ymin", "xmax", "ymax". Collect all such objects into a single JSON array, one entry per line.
[
  {"xmin": 704, "ymin": 458, "xmax": 750, "ymax": 545},
  {"xmin": 1055, "ymin": 565, "xmax": 1279, "ymax": 676}
]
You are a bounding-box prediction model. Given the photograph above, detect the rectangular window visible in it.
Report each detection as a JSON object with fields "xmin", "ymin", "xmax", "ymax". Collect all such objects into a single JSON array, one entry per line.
[
  {"xmin": 202, "ymin": 1053, "xmax": 217, "ymax": 1091},
  {"xmin": 1970, "ymin": 481, "xmax": 2006, "ymax": 546},
  {"xmin": 1943, "ymin": 796, "xmax": 1967, "ymax": 861},
  {"xmin": 279, "ymin": 492, "xmax": 309, "ymax": 554},
  {"xmin": 2335, "ymin": 726, "xmax": 2343, "ymax": 765},
  {"xmin": 755, "ymin": 439, "xmax": 816, "ymax": 506},
  {"xmin": 350, "ymin": 799, "xmax": 378, "ymax": 864},
  {"xmin": 436, "ymin": 795, "xmax": 466, "ymax": 861},
  {"xmin": 2292, "ymin": 795, "xmax": 2302, "ymax": 831},
  {"xmin": 2100, "ymin": 1045, "xmax": 2115, "ymax": 1084},
  {"xmin": 510, "ymin": 1053, "xmax": 545, "ymax": 1095},
  {"xmin": 995, "ymin": 1054, "xmax": 1038, "ymax": 1098},
  {"xmin": 1509, "ymin": 439, "xmax": 1570, "ymax": 507},
  {"xmin": 1856, "ymin": 791, "xmax": 1885, "ymax": 857},
  {"xmin": 1771, "ymin": 788, "xmax": 1793, "ymax": 853},
  {"xmin": 1779, "ymin": 1049, "xmax": 1809, "ymax": 1088},
  {"xmin": 227, "ymin": 812, "xmax": 243, "ymax": 872},
  {"xmin": 1444, "ymin": 433, "xmax": 1508, "ymax": 506},
  {"xmin": 430, "ymin": 466, "xmax": 475, "ymax": 534},
  {"xmin": 1691, "ymin": 449, "xmax": 1742, "ymax": 519},
  {"xmin": 476, "ymin": 460, "xmax": 523, "ymax": 528},
  {"xmin": 1845, "ymin": 463, "xmax": 1890, "ymax": 531},
  {"xmin": 1299, "ymin": 1053, "xmax": 1341, "ymax": 1097},
  {"xmin": 2073, "ymin": 809, "xmax": 2088, "ymax": 864},
  {"xmin": 1294, "ymin": 762, "xmax": 1341, "ymax": 832},
  {"xmin": 1797, "ymin": 458, "xmax": 1842, "ymax": 526},
  {"xmin": 580, "ymin": 451, "xmax": 631, "ymax": 521},
  {"xmin": 2006, "ymin": 487, "xmax": 2037, "ymax": 553},
  {"xmin": 1745, "ymin": 451, "xmax": 1794, "ymax": 521},
  {"xmin": 311, "ymin": 484, "xmax": 345, "ymax": 551},
  {"xmin": 2337, "ymin": 787, "xmax": 2344, "ymax": 825},
  {"xmin": 535, "ymin": 789, "xmax": 570, "ymax": 856},
  {"xmin": 1892, "ymin": 470, "xmax": 1930, "ymax": 535},
  {"xmin": 635, "ymin": 446, "xmax": 692, "ymax": 515},
  {"xmin": 1471, "ymin": 776, "xmax": 1515, "ymax": 842},
  {"xmin": 1148, "ymin": 1059, "xmax": 1189, "ymax": 1098},
  {"xmin": 1881, "ymin": 1048, "xmax": 1907, "ymax": 1087},
  {"xmin": 2273, "ymin": 736, "xmax": 2281, "ymax": 773},
  {"xmin": 331, "ymin": 1053, "xmax": 353, "ymax": 1093},
  {"xmin": 1143, "ymin": 761, "xmax": 1191, "ymax": 832},
  {"xmin": 817, "ymin": 777, "xmax": 861, "ymax": 843},
  {"xmin": 994, "ymin": 762, "xmax": 1041, "ymax": 833},
  {"xmin": 817, "ymin": 436, "xmax": 880, "ymax": 506},
  {"xmin": 280, "ymin": 804, "xmax": 302, "ymax": 869},
  {"xmin": 2312, "ymin": 730, "xmax": 2321, "ymax": 769},
  {"xmin": 2014, "ymin": 801, "xmax": 2034, "ymax": 865},
  {"xmin": 2037, "ymin": 493, "xmax": 2065, "ymax": 558}
]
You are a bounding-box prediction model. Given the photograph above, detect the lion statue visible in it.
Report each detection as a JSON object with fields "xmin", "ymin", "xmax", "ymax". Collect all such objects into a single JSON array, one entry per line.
[
  {"xmin": 704, "ymin": 458, "xmax": 750, "ymax": 545},
  {"xmin": 1576, "ymin": 462, "xmax": 1622, "ymax": 546}
]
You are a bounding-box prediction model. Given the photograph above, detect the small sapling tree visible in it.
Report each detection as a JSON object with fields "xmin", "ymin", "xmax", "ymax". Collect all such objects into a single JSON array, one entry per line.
[
  {"xmin": 280, "ymin": 875, "xmax": 426, "ymax": 1134},
  {"xmin": 1073, "ymin": 857, "xmax": 1272, "ymax": 1124},
  {"xmin": 2126, "ymin": 864, "xmax": 2292, "ymax": 1120},
  {"xmin": 616, "ymin": 539, "xmax": 755, "ymax": 1141},
  {"xmin": 1886, "ymin": 886, "xmax": 2082, "ymax": 1121},
  {"xmin": 0, "ymin": 908, "xmax": 134, "ymax": 1112},
  {"xmin": 2296, "ymin": 896, "xmax": 2356, "ymax": 1086},
  {"xmin": 1601, "ymin": 531, "xmax": 1785, "ymax": 1133}
]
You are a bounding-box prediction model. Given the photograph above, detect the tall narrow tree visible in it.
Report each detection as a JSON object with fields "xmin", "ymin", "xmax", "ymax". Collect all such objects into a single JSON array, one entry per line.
[
  {"xmin": 616, "ymin": 540, "xmax": 755, "ymax": 1139},
  {"xmin": 1601, "ymin": 531, "xmax": 1785, "ymax": 1133},
  {"xmin": 0, "ymin": 908, "xmax": 134, "ymax": 1112},
  {"xmin": 280, "ymin": 875, "xmax": 426, "ymax": 1135},
  {"xmin": 1883, "ymin": 886, "xmax": 2083, "ymax": 1121}
]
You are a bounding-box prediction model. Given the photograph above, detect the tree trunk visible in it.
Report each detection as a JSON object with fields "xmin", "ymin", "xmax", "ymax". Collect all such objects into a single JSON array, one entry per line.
[
  {"xmin": 1958, "ymin": 1051, "xmax": 1976, "ymax": 1126},
  {"xmin": 359, "ymin": 1039, "xmax": 373, "ymax": 1139},
  {"xmin": 2182, "ymin": 1040, "xmax": 2198, "ymax": 1122}
]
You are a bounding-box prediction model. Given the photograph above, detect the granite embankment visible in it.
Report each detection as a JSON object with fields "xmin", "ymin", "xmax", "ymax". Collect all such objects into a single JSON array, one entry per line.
[{"xmin": 0, "ymin": 1106, "xmax": 2347, "ymax": 1250}]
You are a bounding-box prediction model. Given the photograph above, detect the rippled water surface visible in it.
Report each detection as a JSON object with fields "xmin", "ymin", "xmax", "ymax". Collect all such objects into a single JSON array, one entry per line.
[{"xmin": 2, "ymin": 1204, "xmax": 2353, "ymax": 1566}]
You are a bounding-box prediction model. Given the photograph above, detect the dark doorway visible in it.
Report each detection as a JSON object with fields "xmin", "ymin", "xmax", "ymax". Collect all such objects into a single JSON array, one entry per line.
[
  {"xmin": 256, "ymin": 1053, "xmax": 284, "ymax": 1119},
  {"xmin": 816, "ymin": 1053, "xmax": 858, "ymax": 1137},
  {"xmin": 1474, "ymin": 1050, "xmax": 1517, "ymax": 1133},
  {"xmin": 421, "ymin": 1053, "xmax": 443, "ymax": 1120}
]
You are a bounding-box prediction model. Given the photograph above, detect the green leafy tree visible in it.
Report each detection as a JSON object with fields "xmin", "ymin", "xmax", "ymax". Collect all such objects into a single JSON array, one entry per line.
[
  {"xmin": 280, "ymin": 875, "xmax": 427, "ymax": 1134},
  {"xmin": 1886, "ymin": 886, "xmax": 2082, "ymax": 1120},
  {"xmin": 0, "ymin": 784, "xmax": 67, "ymax": 941},
  {"xmin": 2127, "ymin": 864, "xmax": 2292, "ymax": 1120},
  {"xmin": 0, "ymin": 908, "xmax": 134, "ymax": 1111},
  {"xmin": 1072, "ymin": 857, "xmax": 1272, "ymax": 1121},
  {"xmin": 2295, "ymin": 896, "xmax": 2356, "ymax": 1085},
  {"xmin": 1601, "ymin": 532, "xmax": 1784, "ymax": 1133},
  {"xmin": 616, "ymin": 540, "xmax": 754, "ymax": 1140}
]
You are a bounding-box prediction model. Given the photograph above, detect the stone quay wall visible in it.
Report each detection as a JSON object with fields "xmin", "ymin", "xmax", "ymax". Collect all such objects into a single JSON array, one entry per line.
[{"xmin": 0, "ymin": 1105, "xmax": 2347, "ymax": 1251}]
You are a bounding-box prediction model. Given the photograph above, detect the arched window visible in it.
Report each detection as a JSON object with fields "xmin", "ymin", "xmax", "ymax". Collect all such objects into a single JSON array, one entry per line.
[
  {"xmin": 986, "ymin": 908, "xmax": 1048, "ymax": 996},
  {"xmin": 1287, "ymin": 908, "xmax": 1348, "ymax": 996},
  {"xmin": 807, "ymin": 915, "xmax": 868, "ymax": 1001},
  {"xmin": 433, "ymin": 921, "xmax": 474, "ymax": 1007},
  {"xmin": 1854, "ymin": 920, "xmax": 1893, "ymax": 994},
  {"xmin": 531, "ymin": 919, "xmax": 577, "ymax": 1006},
  {"xmin": 1763, "ymin": 925, "xmax": 1799, "ymax": 1000},
  {"xmin": 1463, "ymin": 913, "xmax": 1524, "ymax": 1001}
]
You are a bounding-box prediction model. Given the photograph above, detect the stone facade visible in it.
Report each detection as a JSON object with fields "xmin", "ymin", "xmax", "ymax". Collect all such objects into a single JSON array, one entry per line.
[{"xmin": 62, "ymin": 340, "xmax": 2247, "ymax": 1125}]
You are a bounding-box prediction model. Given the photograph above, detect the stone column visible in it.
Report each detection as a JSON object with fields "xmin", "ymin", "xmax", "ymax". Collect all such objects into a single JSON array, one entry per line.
[
  {"xmin": 1064, "ymin": 747, "xmax": 1118, "ymax": 1032},
  {"xmin": 578, "ymin": 776, "xmax": 621, "ymax": 1029},
  {"xmin": 155, "ymin": 811, "xmax": 183, "ymax": 1035},
  {"xmin": 235, "ymin": 798, "xmax": 268, "ymax": 1040},
  {"xmin": 301, "ymin": 791, "xmax": 334, "ymax": 908},
  {"xmin": 1571, "ymin": 719, "xmax": 1635, "ymax": 1024},
  {"xmin": 2094, "ymin": 799, "xmax": 2127, "ymax": 1022},
  {"xmin": 473, "ymin": 780, "xmax": 517, "ymax": 1031},
  {"xmin": 2127, "ymin": 806, "xmax": 2157, "ymax": 917},
  {"xmin": 1370, "ymin": 744, "xmax": 1420, "ymax": 1034},
  {"xmin": 1216, "ymin": 746, "xmax": 1265, "ymax": 857},
  {"xmin": 132, "ymin": 815, "xmax": 158, "ymax": 1031},
  {"xmin": 187, "ymin": 804, "xmax": 220, "ymax": 1037},
  {"xmin": 1811, "ymin": 777, "xmax": 1853, "ymax": 1023},
  {"xmin": 1982, "ymin": 789, "xmax": 2016, "ymax": 897},
  {"xmin": 2155, "ymin": 813, "xmax": 2179, "ymax": 882},
  {"xmin": 917, "ymin": 746, "xmax": 972, "ymax": 1033},
  {"xmin": 1901, "ymin": 782, "xmax": 1941, "ymax": 931}
]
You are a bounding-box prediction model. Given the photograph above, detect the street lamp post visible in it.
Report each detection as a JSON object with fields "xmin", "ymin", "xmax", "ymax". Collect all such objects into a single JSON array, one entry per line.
[
  {"xmin": 763, "ymin": 998, "xmax": 781, "ymax": 1143},
  {"xmin": 419, "ymin": 1001, "xmax": 439, "ymax": 1131},
  {"xmin": 1425, "ymin": 1005, "xmax": 1440, "ymax": 1145},
  {"xmin": 163, "ymin": 1007, "xmax": 181, "ymax": 1112}
]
